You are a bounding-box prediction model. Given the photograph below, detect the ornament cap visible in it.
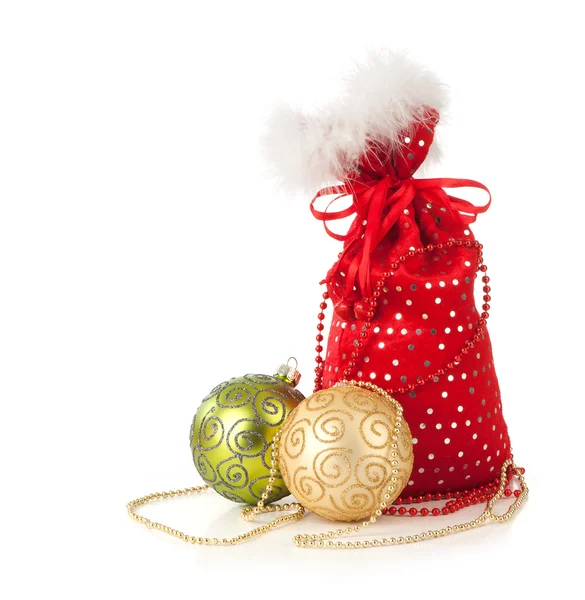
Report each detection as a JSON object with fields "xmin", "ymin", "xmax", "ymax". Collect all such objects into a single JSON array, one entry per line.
[{"xmin": 275, "ymin": 357, "xmax": 301, "ymax": 388}]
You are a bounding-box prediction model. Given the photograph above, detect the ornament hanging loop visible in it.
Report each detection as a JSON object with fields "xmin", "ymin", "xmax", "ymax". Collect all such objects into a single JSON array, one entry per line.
[{"xmin": 275, "ymin": 359, "xmax": 301, "ymax": 387}]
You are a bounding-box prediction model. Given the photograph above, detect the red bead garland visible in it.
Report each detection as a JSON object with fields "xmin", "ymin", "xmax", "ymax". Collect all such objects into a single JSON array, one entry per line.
[
  {"xmin": 380, "ymin": 464, "xmax": 526, "ymax": 517},
  {"xmin": 313, "ymin": 240, "xmax": 489, "ymax": 394},
  {"xmin": 313, "ymin": 291, "xmax": 329, "ymax": 390}
]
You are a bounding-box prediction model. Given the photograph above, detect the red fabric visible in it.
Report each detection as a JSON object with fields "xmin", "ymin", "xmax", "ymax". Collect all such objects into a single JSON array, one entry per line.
[{"xmin": 316, "ymin": 117, "xmax": 511, "ymax": 497}]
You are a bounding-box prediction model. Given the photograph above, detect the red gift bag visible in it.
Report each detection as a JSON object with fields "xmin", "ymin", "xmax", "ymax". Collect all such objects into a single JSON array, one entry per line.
[
  {"xmin": 313, "ymin": 125, "xmax": 510, "ymax": 497},
  {"xmin": 266, "ymin": 51, "xmax": 515, "ymax": 499}
]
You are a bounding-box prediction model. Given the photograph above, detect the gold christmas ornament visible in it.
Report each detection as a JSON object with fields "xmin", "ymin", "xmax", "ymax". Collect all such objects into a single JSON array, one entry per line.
[{"xmin": 278, "ymin": 382, "xmax": 414, "ymax": 522}]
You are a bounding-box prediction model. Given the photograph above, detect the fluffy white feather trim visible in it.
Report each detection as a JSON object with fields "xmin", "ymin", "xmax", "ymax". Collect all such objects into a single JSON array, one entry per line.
[{"xmin": 263, "ymin": 50, "xmax": 448, "ymax": 192}]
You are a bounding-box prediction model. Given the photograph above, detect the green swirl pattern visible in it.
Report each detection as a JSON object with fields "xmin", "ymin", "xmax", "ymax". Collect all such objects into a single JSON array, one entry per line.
[{"xmin": 190, "ymin": 374, "xmax": 304, "ymax": 504}]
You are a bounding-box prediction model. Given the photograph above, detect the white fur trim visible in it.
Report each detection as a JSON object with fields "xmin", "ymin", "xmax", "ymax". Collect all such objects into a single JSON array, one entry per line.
[{"xmin": 263, "ymin": 50, "xmax": 448, "ymax": 192}]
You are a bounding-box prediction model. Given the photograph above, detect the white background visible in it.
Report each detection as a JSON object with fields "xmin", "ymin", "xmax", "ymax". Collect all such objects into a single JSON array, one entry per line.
[{"xmin": 1, "ymin": 1, "xmax": 582, "ymax": 597}]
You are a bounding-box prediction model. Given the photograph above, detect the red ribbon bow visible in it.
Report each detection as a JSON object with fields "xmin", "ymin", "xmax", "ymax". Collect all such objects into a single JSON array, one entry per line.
[{"xmin": 310, "ymin": 176, "xmax": 491, "ymax": 300}]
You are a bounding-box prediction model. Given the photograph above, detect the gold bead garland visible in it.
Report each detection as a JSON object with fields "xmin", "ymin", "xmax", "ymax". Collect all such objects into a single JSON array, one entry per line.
[
  {"xmin": 126, "ymin": 381, "xmax": 528, "ymax": 548},
  {"xmin": 127, "ymin": 432, "xmax": 306, "ymax": 546}
]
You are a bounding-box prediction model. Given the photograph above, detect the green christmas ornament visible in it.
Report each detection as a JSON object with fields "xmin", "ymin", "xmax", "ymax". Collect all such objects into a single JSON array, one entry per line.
[{"xmin": 189, "ymin": 360, "xmax": 304, "ymax": 504}]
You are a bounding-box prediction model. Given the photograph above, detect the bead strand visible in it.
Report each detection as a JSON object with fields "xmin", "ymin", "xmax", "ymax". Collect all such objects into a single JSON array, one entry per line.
[
  {"xmin": 383, "ymin": 465, "xmax": 526, "ymax": 517},
  {"xmin": 126, "ymin": 431, "xmax": 306, "ymax": 547},
  {"xmin": 313, "ymin": 291, "xmax": 329, "ymax": 392},
  {"xmin": 340, "ymin": 239, "xmax": 488, "ymax": 392}
]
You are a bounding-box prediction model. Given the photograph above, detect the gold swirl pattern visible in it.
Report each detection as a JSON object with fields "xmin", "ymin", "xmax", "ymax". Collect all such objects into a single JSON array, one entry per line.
[
  {"xmin": 342, "ymin": 389, "xmax": 380, "ymax": 413},
  {"xmin": 312, "ymin": 409, "xmax": 353, "ymax": 443},
  {"xmin": 282, "ymin": 417, "xmax": 309, "ymax": 459},
  {"xmin": 313, "ymin": 448, "xmax": 352, "ymax": 488},
  {"xmin": 339, "ymin": 484, "xmax": 376, "ymax": 513},
  {"xmin": 304, "ymin": 391, "xmax": 336, "ymax": 411},
  {"xmin": 354, "ymin": 454, "xmax": 394, "ymax": 488},
  {"xmin": 396, "ymin": 427, "xmax": 414, "ymax": 462},
  {"xmin": 278, "ymin": 385, "xmax": 413, "ymax": 522},
  {"xmin": 293, "ymin": 467, "xmax": 326, "ymax": 503},
  {"xmin": 359, "ymin": 412, "xmax": 393, "ymax": 449}
]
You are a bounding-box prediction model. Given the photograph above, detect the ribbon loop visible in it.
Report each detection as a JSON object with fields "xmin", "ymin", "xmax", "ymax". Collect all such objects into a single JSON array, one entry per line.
[{"xmin": 311, "ymin": 175, "xmax": 491, "ymax": 301}]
